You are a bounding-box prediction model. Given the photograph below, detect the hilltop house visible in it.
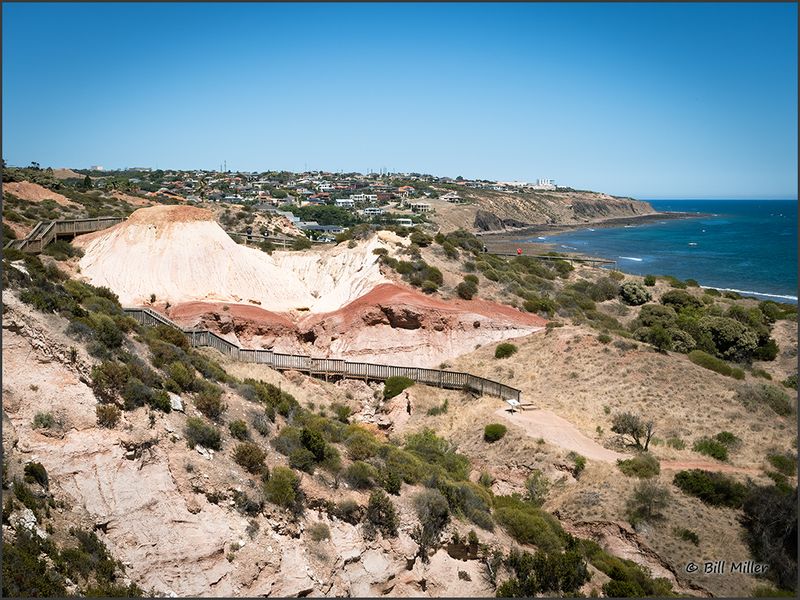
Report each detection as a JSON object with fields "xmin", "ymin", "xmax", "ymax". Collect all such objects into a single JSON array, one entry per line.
[
  {"xmin": 335, "ymin": 198, "xmax": 355, "ymax": 209},
  {"xmin": 408, "ymin": 202, "xmax": 432, "ymax": 213},
  {"xmin": 440, "ymin": 191, "xmax": 463, "ymax": 203}
]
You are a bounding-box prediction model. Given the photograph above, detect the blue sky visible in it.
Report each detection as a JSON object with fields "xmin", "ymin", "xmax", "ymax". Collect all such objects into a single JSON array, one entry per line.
[{"xmin": 2, "ymin": 2, "xmax": 797, "ymax": 199}]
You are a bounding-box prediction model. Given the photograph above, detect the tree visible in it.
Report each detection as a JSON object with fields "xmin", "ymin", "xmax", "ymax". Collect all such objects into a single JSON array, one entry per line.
[
  {"xmin": 81, "ymin": 175, "xmax": 93, "ymax": 190},
  {"xmin": 365, "ymin": 489, "xmax": 399, "ymax": 538},
  {"xmin": 626, "ymin": 480, "xmax": 670, "ymax": 525},
  {"xmin": 611, "ymin": 412, "xmax": 654, "ymax": 450}
]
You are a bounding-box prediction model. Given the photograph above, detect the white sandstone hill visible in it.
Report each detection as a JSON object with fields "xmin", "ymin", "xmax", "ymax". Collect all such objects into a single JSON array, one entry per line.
[{"xmin": 74, "ymin": 205, "xmax": 390, "ymax": 313}]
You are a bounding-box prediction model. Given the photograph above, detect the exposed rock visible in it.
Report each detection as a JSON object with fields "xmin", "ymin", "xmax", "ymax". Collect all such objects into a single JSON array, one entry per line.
[
  {"xmin": 9, "ymin": 507, "xmax": 48, "ymax": 539},
  {"xmin": 169, "ymin": 393, "xmax": 184, "ymax": 413}
]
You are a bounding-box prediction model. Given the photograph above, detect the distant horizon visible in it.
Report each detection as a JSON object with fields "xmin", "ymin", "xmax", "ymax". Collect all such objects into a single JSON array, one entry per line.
[{"xmin": 3, "ymin": 3, "xmax": 797, "ymax": 199}]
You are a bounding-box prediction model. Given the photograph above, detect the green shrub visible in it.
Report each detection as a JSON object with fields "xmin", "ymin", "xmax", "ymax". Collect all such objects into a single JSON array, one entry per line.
[
  {"xmin": 404, "ymin": 428, "xmax": 470, "ymax": 480},
  {"xmin": 383, "ymin": 376, "xmax": 414, "ymax": 400},
  {"xmin": 344, "ymin": 461, "xmax": 377, "ymax": 489},
  {"xmin": 379, "ymin": 466, "xmax": 402, "ymax": 495},
  {"xmin": 483, "ymin": 423, "xmax": 507, "ymax": 443},
  {"xmin": 643, "ymin": 274, "xmax": 656, "ymax": 286},
  {"xmin": 289, "ymin": 448, "xmax": 317, "ymax": 474},
  {"xmin": 96, "ymin": 404, "xmax": 121, "ymax": 428},
  {"xmin": 228, "ymin": 419, "xmax": 250, "ymax": 441},
  {"xmin": 308, "ymin": 522, "xmax": 330, "ymax": 542},
  {"xmin": 781, "ymin": 374, "xmax": 797, "ymax": 390},
  {"xmin": 167, "ymin": 361, "xmax": 195, "ymax": 391},
  {"xmin": 194, "ymin": 381, "xmax": 226, "ymax": 420},
  {"xmin": 693, "ymin": 438, "xmax": 728, "ymax": 461},
  {"xmin": 713, "ymin": 431, "xmax": 741, "ymax": 448},
  {"xmin": 272, "ymin": 426, "xmax": 302, "ymax": 456},
  {"xmin": 233, "ymin": 442, "xmax": 267, "ymax": 474},
  {"xmin": 666, "ymin": 436, "xmax": 686, "ymax": 450},
  {"xmin": 494, "ymin": 343, "xmax": 518, "ymax": 359},
  {"xmin": 735, "ymin": 383, "xmax": 794, "ymax": 416},
  {"xmin": 365, "ymin": 489, "xmax": 399, "ymax": 538},
  {"xmin": 493, "ymin": 495, "xmax": 565, "ymax": 552},
  {"xmin": 688, "ymin": 350, "xmax": 744, "ymax": 379},
  {"xmin": 766, "ymin": 452, "xmax": 796, "ymax": 476},
  {"xmin": 426, "ymin": 399, "xmax": 449, "ymax": 416},
  {"xmin": 184, "ymin": 417, "xmax": 222, "ymax": 450},
  {"xmin": 617, "ymin": 452, "xmax": 660, "ymax": 478},
  {"xmin": 619, "ymin": 282, "xmax": 651, "ymax": 306},
  {"xmin": 250, "ymin": 412, "xmax": 271, "ymax": 437},
  {"xmin": 456, "ymin": 280, "xmax": 478, "ymax": 300},
  {"xmin": 413, "ymin": 489, "xmax": 450, "ymax": 558},
  {"xmin": 625, "ymin": 480, "xmax": 670, "ymax": 525},
  {"xmin": 23, "ymin": 463, "xmax": 48, "ymax": 489},
  {"xmin": 672, "ymin": 469, "xmax": 747, "ymax": 508},
  {"xmin": 334, "ymin": 499, "xmax": 363, "ymax": 525},
  {"xmin": 32, "ymin": 411, "xmax": 55, "ymax": 430},
  {"xmin": 568, "ymin": 452, "xmax": 587, "ymax": 478},
  {"xmin": 674, "ymin": 527, "xmax": 700, "ymax": 546},
  {"xmin": 741, "ymin": 484, "xmax": 798, "ymax": 591},
  {"xmin": 498, "ymin": 547, "xmax": 590, "ymax": 597},
  {"xmin": 344, "ymin": 425, "xmax": 380, "ymax": 460},
  {"xmin": 597, "ymin": 333, "xmax": 612, "ymax": 344},
  {"xmin": 2, "ymin": 529, "xmax": 68, "ymax": 597},
  {"xmin": 264, "ymin": 466, "xmax": 300, "ymax": 509},
  {"xmin": 524, "ymin": 470, "xmax": 550, "ymax": 506}
]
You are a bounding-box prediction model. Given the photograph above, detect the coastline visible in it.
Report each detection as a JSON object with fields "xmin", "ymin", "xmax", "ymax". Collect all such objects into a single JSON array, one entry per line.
[{"xmin": 477, "ymin": 210, "xmax": 706, "ymax": 241}]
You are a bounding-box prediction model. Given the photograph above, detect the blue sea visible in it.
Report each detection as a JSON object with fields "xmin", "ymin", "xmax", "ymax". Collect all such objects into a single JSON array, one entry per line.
[{"xmin": 522, "ymin": 199, "xmax": 798, "ymax": 303}]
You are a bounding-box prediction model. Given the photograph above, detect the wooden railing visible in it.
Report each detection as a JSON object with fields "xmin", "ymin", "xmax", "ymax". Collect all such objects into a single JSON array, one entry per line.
[
  {"xmin": 123, "ymin": 307, "xmax": 522, "ymax": 401},
  {"xmin": 5, "ymin": 217, "xmax": 125, "ymax": 253}
]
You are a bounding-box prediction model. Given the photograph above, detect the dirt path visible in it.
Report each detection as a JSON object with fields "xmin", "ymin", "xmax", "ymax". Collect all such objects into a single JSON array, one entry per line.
[{"xmin": 496, "ymin": 407, "xmax": 763, "ymax": 476}]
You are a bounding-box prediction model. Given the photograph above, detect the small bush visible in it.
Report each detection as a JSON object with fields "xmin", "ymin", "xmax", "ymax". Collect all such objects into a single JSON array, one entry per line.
[
  {"xmin": 251, "ymin": 412, "xmax": 271, "ymax": 437},
  {"xmin": 617, "ymin": 452, "xmax": 660, "ymax": 478},
  {"xmin": 619, "ymin": 282, "xmax": 651, "ymax": 306},
  {"xmin": 674, "ymin": 527, "xmax": 700, "ymax": 546},
  {"xmin": 766, "ymin": 452, "xmax": 796, "ymax": 476},
  {"xmin": 626, "ymin": 480, "xmax": 670, "ymax": 525},
  {"xmin": 666, "ymin": 436, "xmax": 686, "ymax": 450},
  {"xmin": 494, "ymin": 343, "xmax": 518, "ymax": 359},
  {"xmin": 693, "ymin": 438, "xmax": 729, "ymax": 461},
  {"xmin": 23, "ymin": 463, "xmax": 48, "ymax": 489},
  {"xmin": 96, "ymin": 404, "xmax": 121, "ymax": 428},
  {"xmin": 781, "ymin": 374, "xmax": 797, "ymax": 390},
  {"xmin": 735, "ymin": 383, "xmax": 794, "ymax": 417},
  {"xmin": 343, "ymin": 461, "xmax": 377, "ymax": 489},
  {"xmin": 264, "ymin": 466, "xmax": 300, "ymax": 509},
  {"xmin": 383, "ymin": 376, "xmax": 414, "ymax": 400},
  {"xmin": 597, "ymin": 333, "xmax": 612, "ymax": 344},
  {"xmin": 194, "ymin": 381, "xmax": 227, "ymax": 421},
  {"xmin": 413, "ymin": 489, "xmax": 450, "ymax": 557},
  {"xmin": 167, "ymin": 361, "xmax": 195, "ymax": 391},
  {"xmin": 493, "ymin": 495, "xmax": 565, "ymax": 552},
  {"xmin": 334, "ymin": 499, "xmax": 362, "ymax": 525},
  {"xmin": 713, "ymin": 431, "xmax": 741, "ymax": 448},
  {"xmin": 308, "ymin": 522, "xmax": 330, "ymax": 542},
  {"xmin": 365, "ymin": 489, "xmax": 399, "ymax": 538},
  {"xmin": 643, "ymin": 274, "xmax": 656, "ymax": 286},
  {"xmin": 483, "ymin": 423, "xmax": 508, "ymax": 443},
  {"xmin": 456, "ymin": 280, "xmax": 478, "ymax": 300},
  {"xmin": 524, "ymin": 470, "xmax": 550, "ymax": 506},
  {"xmin": 672, "ymin": 469, "xmax": 747, "ymax": 508},
  {"xmin": 568, "ymin": 452, "xmax": 587, "ymax": 478},
  {"xmin": 228, "ymin": 419, "xmax": 250, "ymax": 441},
  {"xmin": 32, "ymin": 412, "xmax": 55, "ymax": 429},
  {"xmin": 688, "ymin": 350, "xmax": 744, "ymax": 379},
  {"xmin": 426, "ymin": 399, "xmax": 448, "ymax": 416},
  {"xmin": 233, "ymin": 442, "xmax": 266, "ymax": 474},
  {"xmin": 289, "ymin": 447, "xmax": 317, "ymax": 474},
  {"xmin": 184, "ymin": 416, "xmax": 222, "ymax": 450}
]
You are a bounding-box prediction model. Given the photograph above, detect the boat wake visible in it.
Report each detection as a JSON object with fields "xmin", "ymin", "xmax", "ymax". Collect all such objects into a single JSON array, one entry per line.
[{"xmin": 618, "ymin": 256, "xmax": 643, "ymax": 262}]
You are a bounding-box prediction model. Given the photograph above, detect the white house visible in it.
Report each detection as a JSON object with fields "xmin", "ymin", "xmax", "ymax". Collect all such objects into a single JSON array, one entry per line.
[
  {"xmin": 409, "ymin": 202, "xmax": 432, "ymax": 213},
  {"xmin": 440, "ymin": 191, "xmax": 462, "ymax": 203},
  {"xmin": 395, "ymin": 218, "xmax": 413, "ymax": 227},
  {"xmin": 335, "ymin": 198, "xmax": 355, "ymax": 209},
  {"xmin": 363, "ymin": 207, "xmax": 384, "ymax": 216}
]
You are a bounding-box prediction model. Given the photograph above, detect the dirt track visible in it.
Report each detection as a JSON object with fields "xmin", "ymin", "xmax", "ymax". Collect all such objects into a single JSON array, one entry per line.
[{"xmin": 497, "ymin": 407, "xmax": 764, "ymax": 475}]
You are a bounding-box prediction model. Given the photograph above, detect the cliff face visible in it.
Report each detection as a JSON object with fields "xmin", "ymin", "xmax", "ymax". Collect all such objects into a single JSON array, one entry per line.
[{"xmin": 432, "ymin": 189, "xmax": 655, "ymax": 233}]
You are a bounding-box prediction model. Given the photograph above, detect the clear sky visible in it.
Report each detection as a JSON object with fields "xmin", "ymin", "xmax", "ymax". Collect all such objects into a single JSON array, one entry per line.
[{"xmin": 2, "ymin": 2, "xmax": 797, "ymax": 199}]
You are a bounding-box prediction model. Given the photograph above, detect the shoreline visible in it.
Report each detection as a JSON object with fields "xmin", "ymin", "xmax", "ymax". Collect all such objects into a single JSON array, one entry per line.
[{"xmin": 477, "ymin": 210, "xmax": 705, "ymax": 241}]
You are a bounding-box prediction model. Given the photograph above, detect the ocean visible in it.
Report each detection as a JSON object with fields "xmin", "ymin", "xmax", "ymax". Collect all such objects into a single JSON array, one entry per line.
[{"xmin": 522, "ymin": 199, "xmax": 798, "ymax": 303}]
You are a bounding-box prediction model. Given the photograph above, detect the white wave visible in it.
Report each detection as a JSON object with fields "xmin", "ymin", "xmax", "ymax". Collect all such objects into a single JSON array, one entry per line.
[
  {"xmin": 560, "ymin": 244, "xmax": 577, "ymax": 250},
  {"xmin": 537, "ymin": 236, "xmax": 546, "ymax": 240},
  {"xmin": 618, "ymin": 256, "xmax": 643, "ymax": 262},
  {"xmin": 704, "ymin": 286, "xmax": 798, "ymax": 302}
]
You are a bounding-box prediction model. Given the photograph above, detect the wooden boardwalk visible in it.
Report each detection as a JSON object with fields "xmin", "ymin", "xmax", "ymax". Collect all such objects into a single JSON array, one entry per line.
[
  {"xmin": 4, "ymin": 217, "xmax": 125, "ymax": 253},
  {"xmin": 124, "ymin": 307, "xmax": 522, "ymax": 402}
]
